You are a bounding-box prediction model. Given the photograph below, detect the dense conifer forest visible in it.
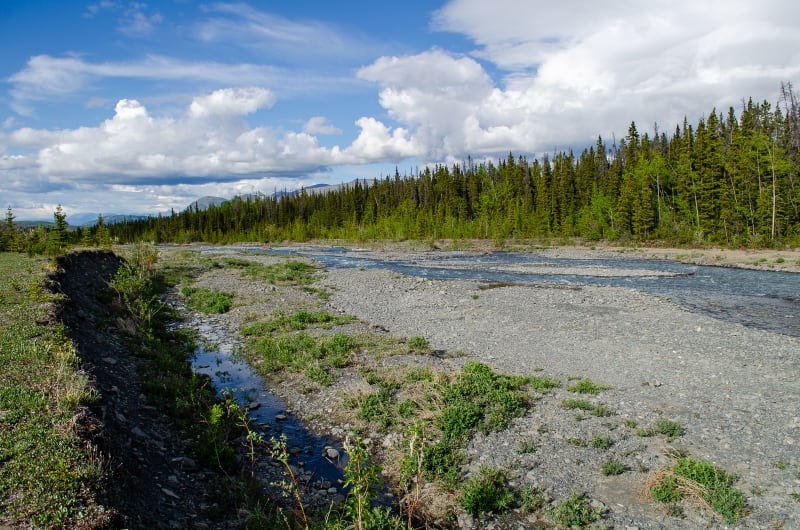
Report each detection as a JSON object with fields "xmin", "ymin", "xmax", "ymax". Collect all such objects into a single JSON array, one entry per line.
[{"xmin": 4, "ymin": 87, "xmax": 800, "ymax": 252}]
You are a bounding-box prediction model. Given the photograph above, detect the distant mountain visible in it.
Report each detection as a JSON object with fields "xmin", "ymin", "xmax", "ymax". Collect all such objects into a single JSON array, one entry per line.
[
  {"xmin": 79, "ymin": 214, "xmax": 150, "ymax": 227},
  {"xmin": 185, "ymin": 196, "xmax": 228, "ymax": 211}
]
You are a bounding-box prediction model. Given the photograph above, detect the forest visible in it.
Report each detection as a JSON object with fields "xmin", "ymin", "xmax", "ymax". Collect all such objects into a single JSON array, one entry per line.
[{"xmin": 3, "ymin": 86, "xmax": 800, "ymax": 253}]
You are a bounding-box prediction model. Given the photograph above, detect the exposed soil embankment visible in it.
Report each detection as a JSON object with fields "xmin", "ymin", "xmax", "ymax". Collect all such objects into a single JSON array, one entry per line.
[{"xmin": 53, "ymin": 251, "xmax": 227, "ymax": 529}]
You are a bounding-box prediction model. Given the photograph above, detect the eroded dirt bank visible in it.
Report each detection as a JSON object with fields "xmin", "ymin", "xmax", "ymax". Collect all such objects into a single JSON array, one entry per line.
[{"xmin": 54, "ymin": 250, "xmax": 238, "ymax": 529}]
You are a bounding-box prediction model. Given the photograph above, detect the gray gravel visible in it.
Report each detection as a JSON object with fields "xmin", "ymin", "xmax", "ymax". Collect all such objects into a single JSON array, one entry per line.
[
  {"xmin": 321, "ymin": 262, "xmax": 800, "ymax": 529},
  {"xmin": 177, "ymin": 246, "xmax": 800, "ymax": 529}
]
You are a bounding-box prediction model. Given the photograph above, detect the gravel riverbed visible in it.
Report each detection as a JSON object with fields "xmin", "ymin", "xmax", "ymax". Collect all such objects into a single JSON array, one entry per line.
[{"xmin": 180, "ymin": 246, "xmax": 800, "ymax": 529}]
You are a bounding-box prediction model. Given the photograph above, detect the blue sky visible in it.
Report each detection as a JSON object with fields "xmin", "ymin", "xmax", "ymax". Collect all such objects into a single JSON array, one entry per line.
[{"xmin": 2, "ymin": 1, "xmax": 799, "ymax": 222}]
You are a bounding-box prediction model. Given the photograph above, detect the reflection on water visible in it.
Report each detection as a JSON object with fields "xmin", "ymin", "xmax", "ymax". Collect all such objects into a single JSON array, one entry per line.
[{"xmin": 188, "ymin": 326, "xmax": 346, "ymax": 483}]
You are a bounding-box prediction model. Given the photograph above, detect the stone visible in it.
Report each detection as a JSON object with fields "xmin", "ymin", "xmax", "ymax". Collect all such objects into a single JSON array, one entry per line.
[
  {"xmin": 131, "ymin": 426, "xmax": 147, "ymax": 439},
  {"xmin": 323, "ymin": 446, "xmax": 340, "ymax": 460},
  {"xmin": 161, "ymin": 487, "xmax": 180, "ymax": 499}
]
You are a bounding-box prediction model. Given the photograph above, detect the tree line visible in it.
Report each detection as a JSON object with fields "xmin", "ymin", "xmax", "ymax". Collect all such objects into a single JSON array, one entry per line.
[
  {"xmin": 3, "ymin": 85, "xmax": 799, "ymax": 252},
  {"xmin": 0, "ymin": 206, "xmax": 111, "ymax": 255}
]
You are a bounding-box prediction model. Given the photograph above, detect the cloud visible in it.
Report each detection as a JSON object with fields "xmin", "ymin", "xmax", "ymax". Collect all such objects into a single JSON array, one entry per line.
[
  {"xmin": 119, "ymin": 2, "xmax": 163, "ymax": 36},
  {"xmin": 350, "ymin": 0, "xmax": 800, "ymax": 159},
  {"xmin": 195, "ymin": 3, "xmax": 374, "ymax": 63},
  {"xmin": 303, "ymin": 116, "xmax": 342, "ymax": 135},
  {"xmin": 7, "ymin": 54, "xmax": 284, "ymax": 114},
  {"xmin": 84, "ymin": 1, "xmax": 163, "ymax": 35},
  {"xmin": 188, "ymin": 87, "xmax": 275, "ymax": 118},
  {"xmin": 2, "ymin": 88, "xmax": 341, "ymax": 193}
]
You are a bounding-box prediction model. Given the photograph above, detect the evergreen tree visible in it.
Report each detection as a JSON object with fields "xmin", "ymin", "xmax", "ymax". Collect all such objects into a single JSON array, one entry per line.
[
  {"xmin": 96, "ymin": 215, "xmax": 112, "ymax": 248},
  {"xmin": 47, "ymin": 205, "xmax": 69, "ymax": 255}
]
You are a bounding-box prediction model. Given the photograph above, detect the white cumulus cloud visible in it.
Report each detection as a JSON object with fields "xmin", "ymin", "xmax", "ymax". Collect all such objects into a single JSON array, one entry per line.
[{"xmin": 189, "ymin": 87, "xmax": 276, "ymax": 118}]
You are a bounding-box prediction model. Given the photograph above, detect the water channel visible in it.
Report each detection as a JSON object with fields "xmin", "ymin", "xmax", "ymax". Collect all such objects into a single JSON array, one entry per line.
[{"xmin": 184, "ymin": 245, "xmax": 799, "ymax": 484}]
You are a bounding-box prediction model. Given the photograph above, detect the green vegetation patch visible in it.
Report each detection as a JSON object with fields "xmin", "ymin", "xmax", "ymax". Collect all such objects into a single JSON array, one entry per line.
[
  {"xmin": 224, "ymin": 257, "xmax": 318, "ymax": 286},
  {"xmin": 0, "ymin": 253, "xmax": 110, "ymax": 528},
  {"xmin": 241, "ymin": 309, "xmax": 355, "ymax": 335},
  {"xmin": 562, "ymin": 398, "xmax": 614, "ymax": 417},
  {"xmin": 246, "ymin": 332, "xmax": 354, "ymax": 386},
  {"xmin": 458, "ymin": 467, "xmax": 514, "ymax": 517},
  {"xmin": 181, "ymin": 286, "xmax": 234, "ymax": 314},
  {"xmin": 552, "ymin": 491, "xmax": 604, "ymax": 527},
  {"xmin": 649, "ymin": 455, "xmax": 747, "ymax": 523},
  {"xmin": 438, "ymin": 361, "xmax": 532, "ymax": 437},
  {"xmin": 567, "ymin": 378, "xmax": 609, "ymax": 394}
]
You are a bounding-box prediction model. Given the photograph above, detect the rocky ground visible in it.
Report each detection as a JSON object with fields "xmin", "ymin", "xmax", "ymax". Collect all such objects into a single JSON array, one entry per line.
[
  {"xmin": 54, "ymin": 245, "xmax": 800, "ymax": 529},
  {"xmin": 177, "ymin": 244, "xmax": 800, "ymax": 529}
]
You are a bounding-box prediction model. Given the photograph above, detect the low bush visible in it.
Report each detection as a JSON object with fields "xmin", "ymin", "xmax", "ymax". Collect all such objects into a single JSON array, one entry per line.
[
  {"xmin": 551, "ymin": 491, "xmax": 604, "ymax": 527},
  {"xmin": 458, "ymin": 467, "xmax": 514, "ymax": 517}
]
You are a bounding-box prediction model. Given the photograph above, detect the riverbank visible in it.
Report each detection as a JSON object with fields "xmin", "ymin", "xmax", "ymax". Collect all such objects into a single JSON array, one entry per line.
[{"xmin": 177, "ymin": 244, "xmax": 800, "ymax": 529}]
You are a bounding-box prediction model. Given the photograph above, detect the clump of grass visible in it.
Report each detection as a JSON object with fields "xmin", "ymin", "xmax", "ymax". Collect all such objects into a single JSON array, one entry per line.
[
  {"xmin": 551, "ymin": 491, "xmax": 604, "ymax": 527},
  {"xmin": 567, "ymin": 378, "xmax": 609, "ymax": 394},
  {"xmin": 654, "ymin": 419, "xmax": 684, "ymax": 439},
  {"xmin": 458, "ymin": 467, "xmax": 514, "ymax": 517},
  {"xmin": 246, "ymin": 332, "xmax": 354, "ymax": 385},
  {"xmin": 602, "ymin": 458, "xmax": 626, "ymax": 476},
  {"xmin": 562, "ymin": 398, "xmax": 614, "ymax": 417},
  {"xmin": 517, "ymin": 440, "xmax": 537, "ymax": 454},
  {"xmin": 528, "ymin": 374, "xmax": 561, "ymax": 393},
  {"xmin": 406, "ymin": 335, "xmax": 431, "ymax": 352},
  {"xmin": 181, "ymin": 286, "xmax": 233, "ymax": 314},
  {"xmin": 242, "ymin": 309, "xmax": 355, "ymax": 335},
  {"xmin": 520, "ymin": 485, "xmax": 549, "ymax": 513},
  {"xmin": 591, "ymin": 435, "xmax": 612, "ymax": 450},
  {"xmin": 562, "ymin": 398, "xmax": 593, "ymax": 411},
  {"xmin": 647, "ymin": 455, "xmax": 747, "ymax": 523},
  {"xmin": 224, "ymin": 257, "xmax": 318, "ymax": 286},
  {"xmin": 404, "ymin": 367, "xmax": 434, "ymax": 383}
]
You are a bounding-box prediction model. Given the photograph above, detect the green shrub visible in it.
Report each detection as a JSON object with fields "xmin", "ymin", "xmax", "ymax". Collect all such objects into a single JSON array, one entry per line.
[
  {"xmin": 438, "ymin": 361, "xmax": 530, "ymax": 436},
  {"xmin": 304, "ymin": 364, "xmax": 334, "ymax": 386},
  {"xmin": 406, "ymin": 335, "xmax": 431, "ymax": 351},
  {"xmin": 602, "ymin": 458, "xmax": 625, "ymax": 476},
  {"xmin": 528, "ymin": 374, "xmax": 561, "ymax": 393},
  {"xmin": 567, "ymin": 378, "xmax": 609, "ymax": 394},
  {"xmin": 562, "ymin": 398, "xmax": 593, "ymax": 411},
  {"xmin": 422, "ymin": 438, "xmax": 464, "ymax": 488},
  {"xmin": 439, "ymin": 402, "xmax": 482, "ymax": 440},
  {"xmin": 551, "ymin": 491, "xmax": 604, "ymax": 527},
  {"xmin": 650, "ymin": 475, "xmax": 682, "ymax": 503},
  {"xmin": 520, "ymin": 486, "xmax": 549, "ymax": 513},
  {"xmin": 458, "ymin": 467, "xmax": 514, "ymax": 517},
  {"xmin": 654, "ymin": 419, "xmax": 684, "ymax": 439},
  {"xmin": 591, "ymin": 435, "xmax": 612, "ymax": 450}
]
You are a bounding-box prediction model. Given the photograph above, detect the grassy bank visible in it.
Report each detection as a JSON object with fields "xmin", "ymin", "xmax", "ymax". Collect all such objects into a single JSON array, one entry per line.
[{"xmin": 0, "ymin": 253, "xmax": 110, "ymax": 528}]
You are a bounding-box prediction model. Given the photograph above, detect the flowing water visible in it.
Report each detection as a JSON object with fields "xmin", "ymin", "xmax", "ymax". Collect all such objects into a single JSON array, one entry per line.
[{"xmin": 295, "ymin": 248, "xmax": 800, "ymax": 338}]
